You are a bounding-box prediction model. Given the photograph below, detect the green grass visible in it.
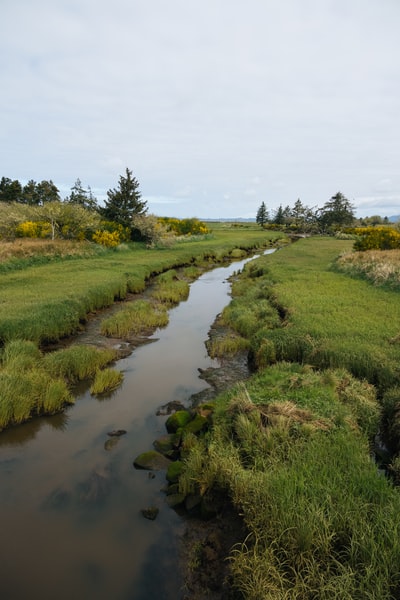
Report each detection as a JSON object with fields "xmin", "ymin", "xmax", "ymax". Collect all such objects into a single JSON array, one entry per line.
[
  {"xmin": 90, "ymin": 368, "xmax": 124, "ymax": 395},
  {"xmin": 0, "ymin": 341, "xmax": 120, "ymax": 429},
  {"xmin": 100, "ymin": 299, "xmax": 169, "ymax": 337},
  {"xmin": 179, "ymin": 365, "xmax": 400, "ymax": 599},
  {"xmin": 219, "ymin": 237, "xmax": 400, "ymax": 390},
  {"xmin": 0, "ymin": 227, "xmax": 281, "ymax": 344}
]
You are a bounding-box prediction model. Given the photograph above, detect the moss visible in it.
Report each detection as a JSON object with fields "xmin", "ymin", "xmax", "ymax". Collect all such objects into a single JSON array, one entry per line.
[
  {"xmin": 133, "ymin": 450, "xmax": 171, "ymax": 470},
  {"xmin": 184, "ymin": 414, "xmax": 208, "ymax": 435},
  {"xmin": 166, "ymin": 460, "xmax": 184, "ymax": 483},
  {"xmin": 165, "ymin": 410, "xmax": 192, "ymax": 433}
]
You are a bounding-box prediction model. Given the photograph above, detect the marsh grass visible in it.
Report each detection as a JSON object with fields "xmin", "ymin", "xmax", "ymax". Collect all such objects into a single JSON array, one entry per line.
[
  {"xmin": 0, "ymin": 340, "xmax": 75, "ymax": 429},
  {"xmin": 220, "ymin": 237, "xmax": 400, "ymax": 389},
  {"xmin": 180, "ymin": 366, "xmax": 400, "ymax": 599},
  {"xmin": 151, "ymin": 269, "xmax": 190, "ymax": 305},
  {"xmin": 0, "ymin": 228, "xmax": 280, "ymax": 344},
  {"xmin": 335, "ymin": 248, "xmax": 400, "ymax": 289},
  {"xmin": 100, "ymin": 299, "xmax": 169, "ymax": 337},
  {"xmin": 43, "ymin": 344, "xmax": 117, "ymax": 381},
  {"xmin": 206, "ymin": 334, "xmax": 249, "ymax": 358},
  {"xmin": 90, "ymin": 368, "xmax": 123, "ymax": 395}
]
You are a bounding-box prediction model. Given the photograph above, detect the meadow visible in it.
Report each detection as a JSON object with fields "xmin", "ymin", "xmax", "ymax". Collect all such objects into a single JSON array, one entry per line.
[{"xmin": 178, "ymin": 237, "xmax": 400, "ymax": 598}]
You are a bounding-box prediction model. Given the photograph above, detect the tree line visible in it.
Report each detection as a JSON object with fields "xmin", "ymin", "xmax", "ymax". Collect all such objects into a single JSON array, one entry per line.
[{"xmin": 256, "ymin": 193, "xmax": 391, "ymax": 234}]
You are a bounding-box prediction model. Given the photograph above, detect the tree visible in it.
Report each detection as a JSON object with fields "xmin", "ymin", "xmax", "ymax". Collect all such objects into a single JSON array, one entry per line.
[
  {"xmin": 256, "ymin": 201, "xmax": 269, "ymax": 227},
  {"xmin": 101, "ymin": 168, "xmax": 147, "ymax": 230},
  {"xmin": 273, "ymin": 204, "xmax": 286, "ymax": 225},
  {"xmin": 65, "ymin": 178, "xmax": 98, "ymax": 211},
  {"xmin": 318, "ymin": 192, "xmax": 355, "ymax": 232},
  {"xmin": 35, "ymin": 180, "xmax": 61, "ymax": 204},
  {"xmin": 22, "ymin": 180, "xmax": 42, "ymax": 205},
  {"xmin": 0, "ymin": 177, "xmax": 22, "ymax": 203}
]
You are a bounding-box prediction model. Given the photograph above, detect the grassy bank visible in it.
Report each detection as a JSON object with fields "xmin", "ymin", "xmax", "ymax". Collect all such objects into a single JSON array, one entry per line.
[
  {"xmin": 0, "ymin": 226, "xmax": 282, "ymax": 429},
  {"xmin": 0, "ymin": 225, "xmax": 282, "ymax": 344},
  {"xmin": 178, "ymin": 237, "xmax": 400, "ymax": 598}
]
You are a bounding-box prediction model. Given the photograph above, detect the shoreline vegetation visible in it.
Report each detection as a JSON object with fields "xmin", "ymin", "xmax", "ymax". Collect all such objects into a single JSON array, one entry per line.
[
  {"xmin": 0, "ymin": 225, "xmax": 284, "ymax": 430},
  {"xmin": 175, "ymin": 236, "xmax": 400, "ymax": 599},
  {"xmin": 1, "ymin": 226, "xmax": 400, "ymax": 598}
]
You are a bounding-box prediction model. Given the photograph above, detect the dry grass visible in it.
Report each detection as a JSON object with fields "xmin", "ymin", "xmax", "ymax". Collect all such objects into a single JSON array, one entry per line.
[
  {"xmin": 336, "ymin": 249, "xmax": 400, "ymax": 287},
  {"xmin": 0, "ymin": 238, "xmax": 97, "ymax": 261}
]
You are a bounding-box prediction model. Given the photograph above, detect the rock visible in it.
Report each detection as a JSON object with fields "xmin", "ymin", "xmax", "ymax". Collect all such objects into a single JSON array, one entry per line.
[
  {"xmin": 165, "ymin": 410, "xmax": 192, "ymax": 433},
  {"xmin": 107, "ymin": 429, "xmax": 127, "ymax": 437},
  {"xmin": 153, "ymin": 433, "xmax": 181, "ymax": 458},
  {"xmin": 165, "ymin": 493, "xmax": 185, "ymax": 508},
  {"xmin": 141, "ymin": 506, "xmax": 159, "ymax": 520},
  {"xmin": 133, "ymin": 450, "xmax": 171, "ymax": 470},
  {"xmin": 104, "ymin": 437, "xmax": 119, "ymax": 451},
  {"xmin": 166, "ymin": 460, "xmax": 184, "ymax": 483},
  {"xmin": 156, "ymin": 400, "xmax": 185, "ymax": 416}
]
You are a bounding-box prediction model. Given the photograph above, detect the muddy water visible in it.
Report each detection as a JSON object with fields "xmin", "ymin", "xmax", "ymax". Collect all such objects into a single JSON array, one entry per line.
[{"xmin": 0, "ymin": 252, "xmax": 272, "ymax": 600}]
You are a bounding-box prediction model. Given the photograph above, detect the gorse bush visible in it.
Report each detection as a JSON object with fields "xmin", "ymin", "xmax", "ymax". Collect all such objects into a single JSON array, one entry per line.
[{"xmin": 352, "ymin": 226, "xmax": 400, "ymax": 251}]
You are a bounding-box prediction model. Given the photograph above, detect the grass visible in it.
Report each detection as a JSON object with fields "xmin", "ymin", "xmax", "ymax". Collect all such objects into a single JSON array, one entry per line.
[
  {"xmin": 335, "ymin": 248, "xmax": 400, "ymax": 289},
  {"xmin": 0, "ymin": 340, "xmax": 118, "ymax": 429},
  {"xmin": 90, "ymin": 368, "xmax": 124, "ymax": 395},
  {"xmin": 217, "ymin": 237, "xmax": 400, "ymax": 391},
  {"xmin": 100, "ymin": 299, "xmax": 169, "ymax": 337},
  {"xmin": 177, "ymin": 236, "xmax": 400, "ymax": 597},
  {"xmin": 0, "ymin": 227, "xmax": 281, "ymax": 344},
  {"xmin": 179, "ymin": 366, "xmax": 400, "ymax": 599}
]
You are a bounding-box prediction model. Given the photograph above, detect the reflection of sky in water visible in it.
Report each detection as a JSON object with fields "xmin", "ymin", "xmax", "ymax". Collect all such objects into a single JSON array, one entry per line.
[{"xmin": 0, "ymin": 251, "xmax": 273, "ymax": 599}]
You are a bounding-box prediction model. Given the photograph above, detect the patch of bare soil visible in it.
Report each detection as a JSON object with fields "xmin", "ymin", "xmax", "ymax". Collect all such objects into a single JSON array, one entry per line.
[{"xmin": 179, "ymin": 502, "xmax": 247, "ymax": 600}]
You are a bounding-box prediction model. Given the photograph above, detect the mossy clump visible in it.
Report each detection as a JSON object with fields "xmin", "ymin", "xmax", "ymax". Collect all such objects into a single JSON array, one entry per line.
[
  {"xmin": 133, "ymin": 450, "xmax": 171, "ymax": 471},
  {"xmin": 166, "ymin": 460, "xmax": 184, "ymax": 483},
  {"xmin": 166, "ymin": 410, "xmax": 192, "ymax": 433}
]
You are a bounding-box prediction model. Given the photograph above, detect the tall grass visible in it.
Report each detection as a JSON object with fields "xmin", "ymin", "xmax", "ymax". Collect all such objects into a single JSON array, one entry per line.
[
  {"xmin": 100, "ymin": 299, "xmax": 169, "ymax": 337},
  {"xmin": 335, "ymin": 248, "xmax": 400, "ymax": 289},
  {"xmin": 0, "ymin": 340, "xmax": 74, "ymax": 429},
  {"xmin": 0, "ymin": 341, "xmax": 118, "ymax": 429},
  {"xmin": 90, "ymin": 368, "xmax": 123, "ymax": 395},
  {"xmin": 179, "ymin": 365, "xmax": 400, "ymax": 599}
]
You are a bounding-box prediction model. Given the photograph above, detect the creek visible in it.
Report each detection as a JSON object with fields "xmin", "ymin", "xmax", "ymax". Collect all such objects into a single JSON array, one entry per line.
[{"xmin": 0, "ymin": 250, "xmax": 274, "ymax": 600}]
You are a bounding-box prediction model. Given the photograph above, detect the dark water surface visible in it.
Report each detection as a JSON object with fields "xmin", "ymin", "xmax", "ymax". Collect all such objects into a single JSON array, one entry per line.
[{"xmin": 0, "ymin": 252, "xmax": 272, "ymax": 600}]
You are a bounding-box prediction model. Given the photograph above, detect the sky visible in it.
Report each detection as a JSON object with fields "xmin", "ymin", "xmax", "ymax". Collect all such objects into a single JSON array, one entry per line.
[{"xmin": 1, "ymin": 0, "xmax": 400, "ymax": 219}]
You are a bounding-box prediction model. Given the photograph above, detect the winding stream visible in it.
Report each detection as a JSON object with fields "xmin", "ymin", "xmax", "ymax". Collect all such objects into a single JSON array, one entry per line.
[{"xmin": 0, "ymin": 251, "xmax": 273, "ymax": 600}]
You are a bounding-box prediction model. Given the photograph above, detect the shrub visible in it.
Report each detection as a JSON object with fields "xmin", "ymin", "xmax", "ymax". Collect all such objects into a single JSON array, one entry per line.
[
  {"xmin": 353, "ymin": 226, "xmax": 400, "ymax": 251},
  {"xmin": 92, "ymin": 229, "xmax": 121, "ymax": 247}
]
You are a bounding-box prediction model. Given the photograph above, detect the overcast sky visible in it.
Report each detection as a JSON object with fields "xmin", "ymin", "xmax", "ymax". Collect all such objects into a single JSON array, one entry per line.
[{"xmin": 1, "ymin": 0, "xmax": 399, "ymax": 219}]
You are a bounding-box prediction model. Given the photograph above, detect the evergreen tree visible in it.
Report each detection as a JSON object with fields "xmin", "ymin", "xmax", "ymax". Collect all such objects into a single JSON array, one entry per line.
[
  {"xmin": 66, "ymin": 178, "xmax": 98, "ymax": 210},
  {"xmin": 256, "ymin": 201, "xmax": 269, "ymax": 227},
  {"xmin": 102, "ymin": 168, "xmax": 147, "ymax": 229},
  {"xmin": 0, "ymin": 177, "xmax": 22, "ymax": 202},
  {"xmin": 318, "ymin": 191, "xmax": 355, "ymax": 232},
  {"xmin": 273, "ymin": 204, "xmax": 286, "ymax": 225}
]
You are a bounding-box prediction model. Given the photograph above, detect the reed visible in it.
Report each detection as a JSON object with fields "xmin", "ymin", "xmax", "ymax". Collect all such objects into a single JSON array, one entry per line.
[
  {"xmin": 151, "ymin": 271, "xmax": 190, "ymax": 305},
  {"xmin": 90, "ymin": 368, "xmax": 123, "ymax": 395},
  {"xmin": 206, "ymin": 334, "xmax": 249, "ymax": 358}
]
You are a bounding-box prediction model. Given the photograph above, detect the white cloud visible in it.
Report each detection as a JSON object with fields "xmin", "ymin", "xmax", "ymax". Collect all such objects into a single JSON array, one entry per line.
[{"xmin": 1, "ymin": 0, "xmax": 400, "ymax": 218}]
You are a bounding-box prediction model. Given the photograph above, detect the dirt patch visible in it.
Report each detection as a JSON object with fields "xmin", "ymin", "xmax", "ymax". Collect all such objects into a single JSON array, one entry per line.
[{"xmin": 179, "ymin": 502, "xmax": 247, "ymax": 600}]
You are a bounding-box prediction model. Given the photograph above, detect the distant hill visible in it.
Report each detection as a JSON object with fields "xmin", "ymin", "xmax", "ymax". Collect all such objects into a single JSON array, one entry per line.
[{"xmin": 389, "ymin": 215, "xmax": 400, "ymax": 223}]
